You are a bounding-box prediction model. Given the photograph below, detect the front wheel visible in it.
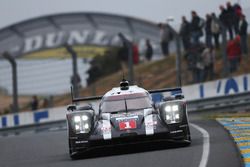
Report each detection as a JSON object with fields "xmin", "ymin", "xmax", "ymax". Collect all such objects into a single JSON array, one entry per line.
[
  {"xmin": 183, "ymin": 126, "xmax": 191, "ymax": 146},
  {"xmin": 69, "ymin": 139, "xmax": 79, "ymax": 160}
]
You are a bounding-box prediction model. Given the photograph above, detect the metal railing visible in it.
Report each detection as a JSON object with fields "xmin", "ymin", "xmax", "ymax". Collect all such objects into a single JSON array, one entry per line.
[
  {"xmin": 1, "ymin": 91, "xmax": 250, "ymax": 135},
  {"xmin": 187, "ymin": 92, "xmax": 250, "ymax": 112}
]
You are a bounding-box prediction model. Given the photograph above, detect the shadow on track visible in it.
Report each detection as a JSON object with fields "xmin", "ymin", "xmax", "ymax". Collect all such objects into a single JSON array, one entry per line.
[{"xmin": 71, "ymin": 141, "xmax": 191, "ymax": 160}]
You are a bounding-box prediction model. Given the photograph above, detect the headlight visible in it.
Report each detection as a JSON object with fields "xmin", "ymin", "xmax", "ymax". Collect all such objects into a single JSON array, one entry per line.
[
  {"xmin": 165, "ymin": 106, "xmax": 172, "ymax": 112},
  {"xmin": 74, "ymin": 116, "xmax": 81, "ymax": 123},
  {"xmin": 172, "ymin": 105, "xmax": 179, "ymax": 112},
  {"xmin": 162, "ymin": 104, "xmax": 182, "ymax": 124},
  {"xmin": 82, "ymin": 115, "xmax": 88, "ymax": 121},
  {"xmin": 72, "ymin": 114, "xmax": 91, "ymax": 133}
]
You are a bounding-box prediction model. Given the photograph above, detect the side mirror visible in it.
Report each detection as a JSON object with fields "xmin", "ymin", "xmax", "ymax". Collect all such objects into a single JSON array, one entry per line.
[
  {"xmin": 175, "ymin": 94, "xmax": 184, "ymax": 99},
  {"xmin": 67, "ymin": 105, "xmax": 76, "ymax": 111},
  {"xmin": 162, "ymin": 96, "xmax": 175, "ymax": 101},
  {"xmin": 78, "ymin": 105, "xmax": 93, "ymax": 110}
]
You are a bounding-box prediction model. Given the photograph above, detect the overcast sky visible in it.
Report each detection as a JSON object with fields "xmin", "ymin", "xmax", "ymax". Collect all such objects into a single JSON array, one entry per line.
[{"xmin": 0, "ymin": 0, "xmax": 249, "ymax": 29}]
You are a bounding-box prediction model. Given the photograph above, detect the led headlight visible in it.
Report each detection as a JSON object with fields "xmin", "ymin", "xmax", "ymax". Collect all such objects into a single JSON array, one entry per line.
[
  {"xmin": 165, "ymin": 106, "xmax": 171, "ymax": 112},
  {"xmin": 75, "ymin": 124, "xmax": 80, "ymax": 130},
  {"xmin": 172, "ymin": 105, "xmax": 179, "ymax": 112},
  {"xmin": 74, "ymin": 116, "xmax": 81, "ymax": 123},
  {"xmin": 163, "ymin": 104, "xmax": 182, "ymax": 124},
  {"xmin": 82, "ymin": 115, "xmax": 88, "ymax": 121},
  {"xmin": 72, "ymin": 114, "xmax": 91, "ymax": 133}
]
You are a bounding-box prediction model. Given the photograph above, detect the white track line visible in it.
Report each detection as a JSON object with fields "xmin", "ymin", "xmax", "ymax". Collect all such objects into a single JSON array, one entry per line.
[{"xmin": 191, "ymin": 123, "xmax": 210, "ymax": 167}]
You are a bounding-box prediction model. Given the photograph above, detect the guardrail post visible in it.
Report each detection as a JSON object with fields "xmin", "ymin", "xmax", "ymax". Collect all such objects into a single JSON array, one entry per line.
[
  {"xmin": 64, "ymin": 44, "xmax": 80, "ymax": 98},
  {"xmin": 165, "ymin": 24, "xmax": 182, "ymax": 86},
  {"xmin": 2, "ymin": 52, "xmax": 19, "ymax": 113}
]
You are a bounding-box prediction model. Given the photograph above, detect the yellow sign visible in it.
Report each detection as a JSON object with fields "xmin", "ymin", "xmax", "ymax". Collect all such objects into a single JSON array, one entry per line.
[{"xmin": 23, "ymin": 45, "xmax": 109, "ymax": 59}]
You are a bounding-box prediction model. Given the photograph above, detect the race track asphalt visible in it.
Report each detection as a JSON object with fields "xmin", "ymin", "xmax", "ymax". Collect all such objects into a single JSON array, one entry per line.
[{"xmin": 0, "ymin": 113, "xmax": 243, "ymax": 167}]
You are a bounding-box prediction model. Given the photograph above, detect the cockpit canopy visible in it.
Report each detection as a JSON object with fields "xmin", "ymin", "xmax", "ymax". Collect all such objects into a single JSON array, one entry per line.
[{"xmin": 100, "ymin": 93, "xmax": 152, "ymax": 113}]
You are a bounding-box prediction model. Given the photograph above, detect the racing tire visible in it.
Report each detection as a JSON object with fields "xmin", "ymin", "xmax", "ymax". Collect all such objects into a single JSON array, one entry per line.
[
  {"xmin": 69, "ymin": 140, "xmax": 80, "ymax": 160},
  {"xmin": 183, "ymin": 127, "xmax": 191, "ymax": 146}
]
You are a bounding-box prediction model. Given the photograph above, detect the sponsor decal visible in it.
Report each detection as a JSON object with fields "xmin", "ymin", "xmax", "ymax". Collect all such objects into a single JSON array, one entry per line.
[
  {"xmin": 115, "ymin": 116, "xmax": 138, "ymax": 121},
  {"xmin": 3, "ymin": 29, "xmax": 160, "ymax": 59},
  {"xmin": 170, "ymin": 130, "xmax": 183, "ymax": 134},
  {"xmin": 23, "ymin": 46, "xmax": 108, "ymax": 59},
  {"xmin": 101, "ymin": 113, "xmax": 112, "ymax": 140},
  {"xmin": 144, "ymin": 109, "xmax": 154, "ymax": 135},
  {"xmin": 119, "ymin": 120, "xmax": 137, "ymax": 130},
  {"xmin": 75, "ymin": 140, "xmax": 88, "ymax": 144}
]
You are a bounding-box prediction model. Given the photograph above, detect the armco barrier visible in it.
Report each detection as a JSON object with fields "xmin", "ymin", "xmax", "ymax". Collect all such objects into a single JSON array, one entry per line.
[
  {"xmin": 187, "ymin": 91, "xmax": 250, "ymax": 112},
  {"xmin": 0, "ymin": 73, "xmax": 250, "ymax": 131},
  {"xmin": 182, "ymin": 73, "xmax": 249, "ymax": 100},
  {"xmin": 0, "ymin": 100, "xmax": 100, "ymax": 130}
]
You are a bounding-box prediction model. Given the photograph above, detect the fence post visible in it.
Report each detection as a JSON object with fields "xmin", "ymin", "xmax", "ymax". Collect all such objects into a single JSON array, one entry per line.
[
  {"xmin": 2, "ymin": 52, "xmax": 19, "ymax": 113},
  {"xmin": 166, "ymin": 24, "xmax": 182, "ymax": 87},
  {"xmin": 64, "ymin": 44, "xmax": 80, "ymax": 98}
]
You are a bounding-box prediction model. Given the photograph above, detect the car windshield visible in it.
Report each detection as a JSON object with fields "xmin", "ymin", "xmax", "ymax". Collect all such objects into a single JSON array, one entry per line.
[{"xmin": 101, "ymin": 96, "xmax": 152, "ymax": 113}]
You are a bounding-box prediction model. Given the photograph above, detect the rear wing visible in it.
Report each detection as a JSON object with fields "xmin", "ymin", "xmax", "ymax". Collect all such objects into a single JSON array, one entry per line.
[{"xmin": 71, "ymin": 87, "xmax": 183, "ymax": 103}]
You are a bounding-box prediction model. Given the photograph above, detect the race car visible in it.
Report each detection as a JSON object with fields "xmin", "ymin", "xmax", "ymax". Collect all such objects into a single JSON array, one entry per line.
[{"xmin": 66, "ymin": 79, "xmax": 191, "ymax": 159}]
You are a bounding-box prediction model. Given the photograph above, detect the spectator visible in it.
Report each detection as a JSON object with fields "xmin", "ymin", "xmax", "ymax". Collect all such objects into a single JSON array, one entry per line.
[
  {"xmin": 31, "ymin": 95, "xmax": 38, "ymax": 111},
  {"xmin": 144, "ymin": 39, "xmax": 153, "ymax": 61},
  {"xmin": 227, "ymin": 35, "xmax": 241, "ymax": 73},
  {"xmin": 233, "ymin": 3, "xmax": 243, "ymax": 34},
  {"xmin": 219, "ymin": 5, "xmax": 233, "ymax": 40},
  {"xmin": 42, "ymin": 97, "xmax": 49, "ymax": 108},
  {"xmin": 179, "ymin": 16, "xmax": 191, "ymax": 51},
  {"xmin": 226, "ymin": 2, "xmax": 237, "ymax": 37},
  {"xmin": 205, "ymin": 14, "xmax": 213, "ymax": 47},
  {"xmin": 239, "ymin": 14, "xmax": 248, "ymax": 56},
  {"xmin": 201, "ymin": 45, "xmax": 215, "ymax": 80},
  {"xmin": 190, "ymin": 11, "xmax": 204, "ymax": 44},
  {"xmin": 132, "ymin": 42, "xmax": 139, "ymax": 64},
  {"xmin": 185, "ymin": 43, "xmax": 205, "ymax": 83},
  {"xmin": 185, "ymin": 44, "xmax": 198, "ymax": 83},
  {"xmin": 119, "ymin": 41, "xmax": 129, "ymax": 63},
  {"xmin": 158, "ymin": 23, "xmax": 173, "ymax": 57},
  {"xmin": 195, "ymin": 44, "xmax": 206, "ymax": 83},
  {"xmin": 211, "ymin": 13, "xmax": 221, "ymax": 49}
]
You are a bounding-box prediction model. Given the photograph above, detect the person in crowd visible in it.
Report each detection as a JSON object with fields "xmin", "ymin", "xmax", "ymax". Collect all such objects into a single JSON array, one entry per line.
[
  {"xmin": 201, "ymin": 45, "xmax": 215, "ymax": 80},
  {"xmin": 158, "ymin": 23, "xmax": 173, "ymax": 57},
  {"xmin": 31, "ymin": 95, "xmax": 38, "ymax": 111},
  {"xmin": 226, "ymin": 1, "xmax": 237, "ymax": 38},
  {"xmin": 233, "ymin": 3, "xmax": 243, "ymax": 34},
  {"xmin": 144, "ymin": 39, "xmax": 153, "ymax": 61},
  {"xmin": 119, "ymin": 41, "xmax": 129, "ymax": 63},
  {"xmin": 190, "ymin": 11, "xmax": 204, "ymax": 44},
  {"xmin": 205, "ymin": 14, "xmax": 213, "ymax": 47},
  {"xmin": 195, "ymin": 44, "xmax": 206, "ymax": 83},
  {"xmin": 238, "ymin": 14, "xmax": 248, "ymax": 56},
  {"xmin": 211, "ymin": 13, "xmax": 221, "ymax": 49},
  {"xmin": 185, "ymin": 42, "xmax": 205, "ymax": 83},
  {"xmin": 42, "ymin": 97, "xmax": 49, "ymax": 108},
  {"xmin": 132, "ymin": 42, "xmax": 139, "ymax": 64},
  {"xmin": 184, "ymin": 44, "xmax": 198, "ymax": 83},
  {"xmin": 219, "ymin": 5, "xmax": 233, "ymax": 40},
  {"xmin": 179, "ymin": 16, "xmax": 190, "ymax": 51},
  {"xmin": 179, "ymin": 16, "xmax": 191, "ymax": 51},
  {"xmin": 227, "ymin": 35, "xmax": 241, "ymax": 73}
]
